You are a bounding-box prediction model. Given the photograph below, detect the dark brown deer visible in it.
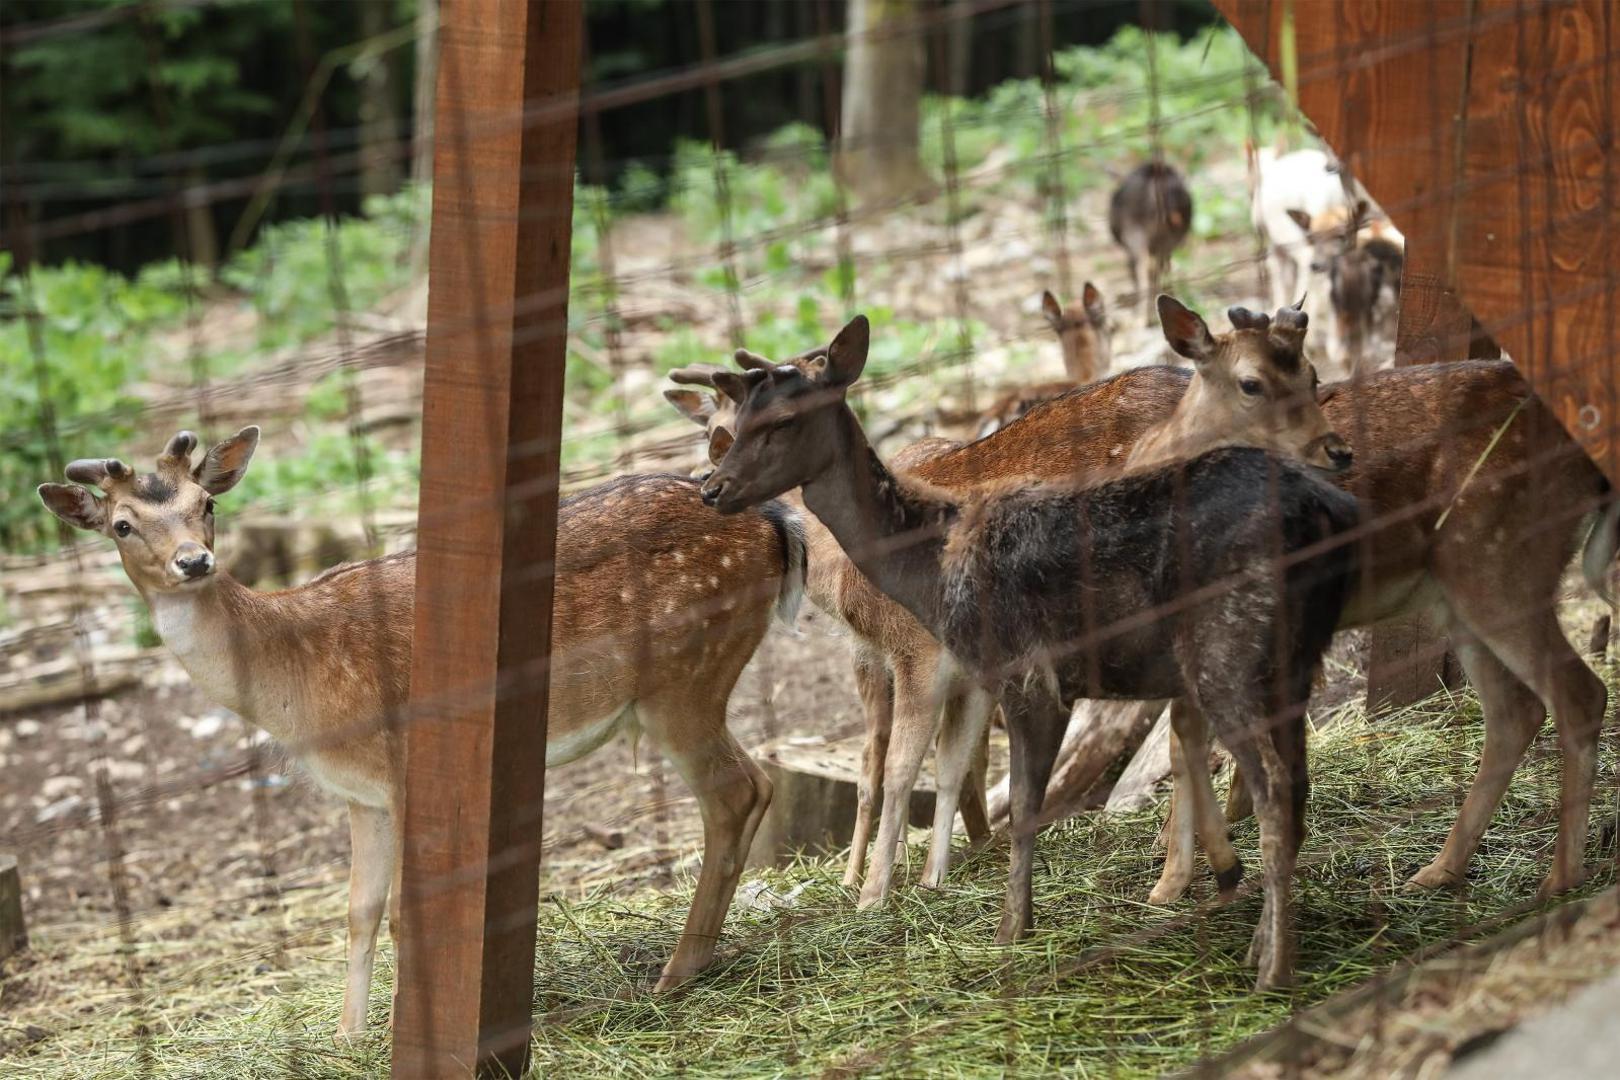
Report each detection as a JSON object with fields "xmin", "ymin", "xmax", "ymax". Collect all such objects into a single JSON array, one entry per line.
[
  {"xmin": 39, "ymin": 431, "xmax": 806, "ymax": 1034},
  {"xmin": 1110, "ymin": 161, "xmax": 1194, "ymax": 324},
  {"xmin": 698, "ymin": 315, "xmax": 1360, "ymax": 988},
  {"xmin": 1002, "ymin": 318, "xmax": 1616, "ymax": 906}
]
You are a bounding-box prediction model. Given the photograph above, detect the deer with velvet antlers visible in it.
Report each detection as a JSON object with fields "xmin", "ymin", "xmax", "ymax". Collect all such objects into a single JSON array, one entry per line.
[{"xmin": 39, "ymin": 429, "xmax": 805, "ymax": 1033}]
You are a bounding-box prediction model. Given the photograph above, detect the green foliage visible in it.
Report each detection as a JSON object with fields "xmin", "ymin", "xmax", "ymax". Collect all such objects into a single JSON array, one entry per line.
[
  {"xmin": 0, "ymin": 187, "xmax": 428, "ymax": 554},
  {"xmin": 0, "ymin": 256, "xmax": 188, "ymax": 550},
  {"xmin": 219, "ymin": 187, "xmax": 421, "ymax": 352}
]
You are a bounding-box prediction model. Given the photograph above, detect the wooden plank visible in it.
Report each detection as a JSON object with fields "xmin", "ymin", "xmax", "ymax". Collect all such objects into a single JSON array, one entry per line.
[
  {"xmin": 392, "ymin": 1, "xmax": 582, "ymax": 1076},
  {"xmin": 0, "ymin": 854, "xmax": 24, "ymax": 962},
  {"xmin": 1218, "ymin": 0, "xmax": 1620, "ymax": 484}
]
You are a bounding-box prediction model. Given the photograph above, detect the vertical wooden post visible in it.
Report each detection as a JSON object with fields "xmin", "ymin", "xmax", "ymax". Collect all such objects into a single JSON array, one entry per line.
[{"xmin": 393, "ymin": 1, "xmax": 581, "ymax": 1076}]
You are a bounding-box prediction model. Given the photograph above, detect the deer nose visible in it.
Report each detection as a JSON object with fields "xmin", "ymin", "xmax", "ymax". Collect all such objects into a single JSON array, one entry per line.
[
  {"xmin": 173, "ymin": 548, "xmax": 214, "ymax": 580},
  {"xmin": 1316, "ymin": 434, "xmax": 1353, "ymax": 473},
  {"xmin": 700, "ymin": 479, "xmax": 723, "ymax": 508}
]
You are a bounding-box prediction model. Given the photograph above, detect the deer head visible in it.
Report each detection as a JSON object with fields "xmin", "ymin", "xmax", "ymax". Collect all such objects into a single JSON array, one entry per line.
[
  {"xmin": 666, "ymin": 342, "xmax": 830, "ymax": 471},
  {"xmin": 38, "ymin": 427, "xmax": 260, "ymax": 595},
  {"xmin": 1155, "ymin": 295, "xmax": 1351, "ymax": 472},
  {"xmin": 700, "ymin": 316, "xmax": 870, "ymax": 514},
  {"xmin": 1040, "ymin": 282, "xmax": 1112, "ymax": 383}
]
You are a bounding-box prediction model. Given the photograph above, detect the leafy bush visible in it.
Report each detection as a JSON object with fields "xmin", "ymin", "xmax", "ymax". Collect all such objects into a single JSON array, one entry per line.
[{"xmin": 0, "ymin": 252, "xmax": 187, "ymax": 550}]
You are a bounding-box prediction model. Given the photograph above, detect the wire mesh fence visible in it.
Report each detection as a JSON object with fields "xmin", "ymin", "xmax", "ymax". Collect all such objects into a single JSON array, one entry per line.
[{"xmin": 2, "ymin": 0, "xmax": 1619, "ymax": 1076}]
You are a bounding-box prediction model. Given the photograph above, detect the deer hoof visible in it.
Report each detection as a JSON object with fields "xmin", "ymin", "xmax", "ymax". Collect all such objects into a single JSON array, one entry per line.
[
  {"xmin": 1213, "ymin": 857, "xmax": 1244, "ymax": 899},
  {"xmin": 1537, "ymin": 866, "xmax": 1585, "ymax": 902},
  {"xmin": 1405, "ymin": 863, "xmax": 1463, "ymax": 892},
  {"xmin": 1147, "ymin": 876, "xmax": 1189, "ymax": 906}
]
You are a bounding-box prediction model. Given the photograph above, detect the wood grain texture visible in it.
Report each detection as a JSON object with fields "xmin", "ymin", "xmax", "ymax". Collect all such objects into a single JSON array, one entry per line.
[
  {"xmin": 393, "ymin": 2, "xmax": 582, "ymax": 1076},
  {"xmin": 1217, "ymin": 0, "xmax": 1620, "ymax": 483}
]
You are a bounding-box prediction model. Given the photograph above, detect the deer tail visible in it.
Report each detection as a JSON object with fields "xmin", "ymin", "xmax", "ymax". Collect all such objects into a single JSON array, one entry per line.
[
  {"xmin": 1581, "ymin": 488, "xmax": 1620, "ymax": 605},
  {"xmin": 762, "ymin": 498, "xmax": 808, "ymax": 630}
]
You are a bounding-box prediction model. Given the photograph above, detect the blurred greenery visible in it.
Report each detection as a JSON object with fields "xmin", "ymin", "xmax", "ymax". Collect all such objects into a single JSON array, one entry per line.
[{"xmin": 4, "ymin": 22, "xmax": 1282, "ymax": 555}]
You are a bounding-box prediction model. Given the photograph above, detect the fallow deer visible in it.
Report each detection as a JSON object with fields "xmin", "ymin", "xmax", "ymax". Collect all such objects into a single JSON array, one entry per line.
[
  {"xmin": 39, "ymin": 431, "xmax": 806, "ymax": 1034},
  {"xmin": 1250, "ymin": 145, "xmax": 1360, "ymax": 313},
  {"xmin": 669, "ymin": 294, "xmax": 1350, "ymax": 911},
  {"xmin": 1029, "ymin": 308, "xmax": 1614, "ymax": 907},
  {"xmin": 666, "ymin": 377, "xmax": 993, "ymax": 907},
  {"xmin": 975, "ymin": 285, "xmax": 1112, "ymax": 436},
  {"xmin": 699, "ymin": 315, "xmax": 1360, "ymax": 989},
  {"xmin": 1109, "ymin": 161, "xmax": 1194, "ymax": 324},
  {"xmin": 1286, "ymin": 201, "xmax": 1405, "ymax": 380}
]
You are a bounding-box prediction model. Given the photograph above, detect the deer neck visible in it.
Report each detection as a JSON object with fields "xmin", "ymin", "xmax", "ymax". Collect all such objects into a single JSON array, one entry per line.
[
  {"xmin": 798, "ymin": 406, "xmax": 956, "ymax": 631},
  {"xmin": 1061, "ymin": 334, "xmax": 1099, "ymax": 384},
  {"xmin": 144, "ymin": 574, "xmax": 278, "ymax": 728},
  {"xmin": 1125, "ymin": 372, "xmax": 1223, "ymax": 471}
]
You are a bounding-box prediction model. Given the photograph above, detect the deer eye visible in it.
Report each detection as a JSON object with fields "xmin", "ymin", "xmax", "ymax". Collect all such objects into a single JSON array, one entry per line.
[
  {"xmin": 205, "ymin": 498, "xmax": 216, "ymax": 516},
  {"xmin": 113, "ymin": 521, "xmax": 133, "ymax": 538},
  {"xmin": 1239, "ymin": 377, "xmax": 1265, "ymax": 397}
]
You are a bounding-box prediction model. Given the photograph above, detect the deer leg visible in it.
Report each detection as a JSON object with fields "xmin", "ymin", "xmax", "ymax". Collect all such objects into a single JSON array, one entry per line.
[
  {"xmin": 1152, "ymin": 700, "xmax": 1244, "ymax": 905},
  {"xmin": 654, "ymin": 723, "xmax": 772, "ymax": 992},
  {"xmin": 1150, "ymin": 724, "xmax": 1198, "ymax": 905},
  {"xmin": 1435, "ymin": 602, "xmax": 1602, "ymax": 897},
  {"xmin": 995, "ymin": 678, "xmax": 1066, "ymax": 945},
  {"xmin": 1409, "ymin": 628, "xmax": 1543, "ymax": 891},
  {"xmin": 922, "ymin": 684, "xmax": 994, "ymax": 888},
  {"xmin": 844, "ymin": 646, "xmax": 894, "ymax": 890},
  {"xmin": 1146, "ymin": 252, "xmax": 1169, "ymax": 326},
  {"xmin": 956, "ymin": 717, "xmax": 992, "ymax": 847},
  {"xmin": 858, "ymin": 653, "xmax": 940, "ymax": 908},
  {"xmin": 338, "ymin": 801, "xmax": 395, "ymax": 1036}
]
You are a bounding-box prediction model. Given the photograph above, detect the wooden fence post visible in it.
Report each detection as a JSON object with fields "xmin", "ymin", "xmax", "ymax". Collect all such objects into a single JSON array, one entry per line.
[{"xmin": 392, "ymin": 1, "xmax": 582, "ymax": 1076}]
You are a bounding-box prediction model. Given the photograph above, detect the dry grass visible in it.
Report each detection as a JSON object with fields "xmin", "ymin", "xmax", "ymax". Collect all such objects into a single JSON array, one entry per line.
[{"xmin": 3, "ymin": 677, "xmax": 1616, "ymax": 1078}]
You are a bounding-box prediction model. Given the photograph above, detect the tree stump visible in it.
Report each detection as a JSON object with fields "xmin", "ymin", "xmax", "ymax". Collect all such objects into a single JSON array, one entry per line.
[
  {"xmin": 746, "ymin": 734, "xmax": 936, "ymax": 869},
  {"xmin": 0, "ymin": 855, "xmax": 25, "ymax": 962}
]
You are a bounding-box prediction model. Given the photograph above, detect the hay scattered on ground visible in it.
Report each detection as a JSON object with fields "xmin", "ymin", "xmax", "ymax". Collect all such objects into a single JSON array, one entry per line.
[{"xmin": 4, "ymin": 683, "xmax": 1616, "ymax": 1078}]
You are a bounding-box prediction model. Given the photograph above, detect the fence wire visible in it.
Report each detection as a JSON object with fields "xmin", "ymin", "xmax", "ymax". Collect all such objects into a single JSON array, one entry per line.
[{"xmin": 2, "ymin": 1, "xmax": 1619, "ymax": 1077}]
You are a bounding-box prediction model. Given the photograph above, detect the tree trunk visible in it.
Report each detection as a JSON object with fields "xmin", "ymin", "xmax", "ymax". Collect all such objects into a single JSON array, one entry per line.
[
  {"xmin": 183, "ymin": 166, "xmax": 218, "ymax": 270},
  {"xmin": 837, "ymin": 0, "xmax": 933, "ymax": 207},
  {"xmin": 358, "ymin": 0, "xmax": 403, "ymax": 199}
]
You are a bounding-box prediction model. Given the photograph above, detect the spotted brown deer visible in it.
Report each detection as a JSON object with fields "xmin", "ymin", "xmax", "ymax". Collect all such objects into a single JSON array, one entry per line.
[
  {"xmin": 975, "ymin": 285, "xmax": 1112, "ymax": 436},
  {"xmin": 668, "ymin": 294, "xmax": 1344, "ymax": 910},
  {"xmin": 699, "ymin": 315, "xmax": 1360, "ymax": 988},
  {"xmin": 39, "ymin": 430, "xmax": 806, "ymax": 1034}
]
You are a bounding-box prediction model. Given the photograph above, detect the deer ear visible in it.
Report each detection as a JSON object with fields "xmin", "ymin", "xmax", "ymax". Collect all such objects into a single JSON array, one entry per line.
[
  {"xmin": 706, "ymin": 424, "xmax": 734, "ymax": 465},
  {"xmin": 1081, "ymin": 281, "xmax": 1106, "ymax": 326},
  {"xmin": 664, "ymin": 388, "xmax": 716, "ymax": 426},
  {"xmin": 1040, "ymin": 290, "xmax": 1064, "ymax": 329},
  {"xmin": 1157, "ymin": 295, "xmax": 1216, "ymax": 362},
  {"xmin": 194, "ymin": 426, "xmax": 259, "ymax": 495},
  {"xmin": 38, "ymin": 483, "xmax": 106, "ymax": 532},
  {"xmin": 1286, "ymin": 208, "xmax": 1313, "ymax": 234},
  {"xmin": 823, "ymin": 314, "xmax": 870, "ymax": 388}
]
